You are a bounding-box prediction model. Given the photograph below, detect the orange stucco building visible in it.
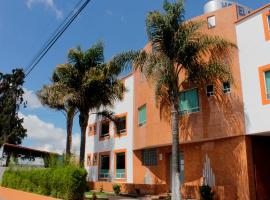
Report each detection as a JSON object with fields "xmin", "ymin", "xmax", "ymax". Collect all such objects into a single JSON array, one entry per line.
[{"xmin": 86, "ymin": 1, "xmax": 270, "ymax": 199}]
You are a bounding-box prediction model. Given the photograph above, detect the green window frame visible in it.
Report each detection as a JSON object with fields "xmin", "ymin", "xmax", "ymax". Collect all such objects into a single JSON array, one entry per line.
[
  {"xmin": 265, "ymin": 70, "xmax": 270, "ymax": 99},
  {"xmin": 179, "ymin": 88, "xmax": 200, "ymax": 115},
  {"xmin": 138, "ymin": 105, "xmax": 146, "ymax": 126}
]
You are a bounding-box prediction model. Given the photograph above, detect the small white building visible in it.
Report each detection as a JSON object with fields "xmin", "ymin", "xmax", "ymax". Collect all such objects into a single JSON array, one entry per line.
[{"xmin": 85, "ymin": 69, "xmax": 134, "ymax": 184}]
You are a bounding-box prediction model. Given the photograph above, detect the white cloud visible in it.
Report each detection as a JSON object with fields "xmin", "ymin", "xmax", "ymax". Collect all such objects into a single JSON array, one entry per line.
[
  {"xmin": 19, "ymin": 113, "xmax": 80, "ymax": 155},
  {"xmin": 23, "ymin": 88, "xmax": 42, "ymax": 109},
  {"xmin": 26, "ymin": 0, "xmax": 63, "ymax": 19}
]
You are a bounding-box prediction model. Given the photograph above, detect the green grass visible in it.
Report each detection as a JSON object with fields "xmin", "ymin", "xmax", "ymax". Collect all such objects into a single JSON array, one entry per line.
[{"xmin": 85, "ymin": 191, "xmax": 114, "ymax": 200}]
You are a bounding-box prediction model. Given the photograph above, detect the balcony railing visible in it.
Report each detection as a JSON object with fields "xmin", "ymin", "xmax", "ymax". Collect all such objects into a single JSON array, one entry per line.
[
  {"xmin": 115, "ymin": 169, "xmax": 125, "ymax": 179},
  {"xmin": 99, "ymin": 169, "xmax": 109, "ymax": 179}
]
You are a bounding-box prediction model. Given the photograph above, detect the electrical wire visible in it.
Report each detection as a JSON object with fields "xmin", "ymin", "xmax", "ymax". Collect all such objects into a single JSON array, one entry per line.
[{"xmin": 24, "ymin": 0, "xmax": 91, "ymax": 77}]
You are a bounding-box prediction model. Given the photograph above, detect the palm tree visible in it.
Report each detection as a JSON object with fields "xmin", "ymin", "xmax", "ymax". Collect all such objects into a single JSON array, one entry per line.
[
  {"xmin": 52, "ymin": 42, "xmax": 125, "ymax": 166},
  {"xmin": 37, "ymin": 83, "xmax": 76, "ymax": 159},
  {"xmin": 115, "ymin": 1, "xmax": 235, "ymax": 199}
]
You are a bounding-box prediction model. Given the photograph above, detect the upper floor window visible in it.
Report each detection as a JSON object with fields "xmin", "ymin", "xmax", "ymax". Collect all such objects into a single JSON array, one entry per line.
[
  {"xmin": 264, "ymin": 70, "xmax": 270, "ymax": 100},
  {"xmin": 138, "ymin": 105, "xmax": 146, "ymax": 126},
  {"xmin": 206, "ymin": 84, "xmax": 214, "ymax": 97},
  {"xmin": 207, "ymin": 16, "xmax": 216, "ymax": 29},
  {"xmin": 179, "ymin": 88, "xmax": 200, "ymax": 115},
  {"xmin": 223, "ymin": 82, "xmax": 231, "ymax": 94},
  {"xmin": 100, "ymin": 121, "xmax": 110, "ymax": 138},
  {"xmin": 262, "ymin": 11, "xmax": 270, "ymax": 41},
  {"xmin": 258, "ymin": 65, "xmax": 270, "ymax": 105},
  {"xmin": 116, "ymin": 115, "xmax": 127, "ymax": 135}
]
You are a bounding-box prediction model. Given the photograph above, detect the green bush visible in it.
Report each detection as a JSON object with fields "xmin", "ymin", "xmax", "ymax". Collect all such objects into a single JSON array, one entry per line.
[
  {"xmin": 1, "ymin": 166, "xmax": 87, "ymax": 200},
  {"xmin": 112, "ymin": 184, "xmax": 121, "ymax": 195},
  {"xmin": 199, "ymin": 185, "xmax": 214, "ymax": 200}
]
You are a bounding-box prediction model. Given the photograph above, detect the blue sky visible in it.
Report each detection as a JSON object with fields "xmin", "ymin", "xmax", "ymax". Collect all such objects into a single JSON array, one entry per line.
[{"xmin": 0, "ymin": 0, "xmax": 267, "ymax": 153}]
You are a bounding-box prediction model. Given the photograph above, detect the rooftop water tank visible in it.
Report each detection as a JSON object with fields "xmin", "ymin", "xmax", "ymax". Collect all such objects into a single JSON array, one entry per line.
[{"xmin": 204, "ymin": 0, "xmax": 252, "ymax": 16}]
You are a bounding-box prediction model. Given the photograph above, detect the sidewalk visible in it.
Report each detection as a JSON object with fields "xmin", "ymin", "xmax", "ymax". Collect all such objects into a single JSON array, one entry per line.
[{"xmin": 0, "ymin": 187, "xmax": 59, "ymax": 200}]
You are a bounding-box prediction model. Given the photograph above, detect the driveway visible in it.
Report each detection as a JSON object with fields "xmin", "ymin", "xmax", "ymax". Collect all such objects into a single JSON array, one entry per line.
[{"xmin": 0, "ymin": 187, "xmax": 59, "ymax": 200}]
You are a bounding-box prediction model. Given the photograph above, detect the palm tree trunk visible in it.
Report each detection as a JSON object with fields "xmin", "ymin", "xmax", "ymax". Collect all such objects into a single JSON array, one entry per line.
[
  {"xmin": 171, "ymin": 101, "xmax": 181, "ymax": 200},
  {"xmin": 66, "ymin": 107, "xmax": 75, "ymax": 159},
  {"xmin": 79, "ymin": 111, "xmax": 89, "ymax": 167}
]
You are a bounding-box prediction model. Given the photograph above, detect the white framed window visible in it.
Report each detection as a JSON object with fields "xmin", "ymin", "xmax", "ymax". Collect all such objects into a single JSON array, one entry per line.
[
  {"xmin": 223, "ymin": 82, "xmax": 231, "ymax": 94},
  {"xmin": 207, "ymin": 16, "xmax": 216, "ymax": 28},
  {"xmin": 206, "ymin": 84, "xmax": 214, "ymax": 97}
]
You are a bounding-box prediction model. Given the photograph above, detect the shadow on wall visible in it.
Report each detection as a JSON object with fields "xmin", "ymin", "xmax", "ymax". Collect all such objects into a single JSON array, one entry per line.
[{"xmin": 180, "ymin": 81, "xmax": 246, "ymax": 142}]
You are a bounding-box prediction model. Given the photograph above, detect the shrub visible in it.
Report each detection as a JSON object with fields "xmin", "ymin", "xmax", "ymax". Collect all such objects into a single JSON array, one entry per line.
[
  {"xmin": 199, "ymin": 185, "xmax": 214, "ymax": 200},
  {"xmin": 1, "ymin": 166, "xmax": 87, "ymax": 200},
  {"xmin": 112, "ymin": 184, "xmax": 121, "ymax": 195}
]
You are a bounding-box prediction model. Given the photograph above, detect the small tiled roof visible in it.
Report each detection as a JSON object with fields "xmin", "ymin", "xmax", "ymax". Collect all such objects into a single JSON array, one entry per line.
[{"xmin": 2, "ymin": 143, "xmax": 58, "ymax": 155}]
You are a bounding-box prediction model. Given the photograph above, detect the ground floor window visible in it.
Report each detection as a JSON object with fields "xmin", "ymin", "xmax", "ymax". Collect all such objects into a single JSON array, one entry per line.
[
  {"xmin": 142, "ymin": 148, "xmax": 157, "ymax": 166},
  {"xmin": 99, "ymin": 154, "xmax": 110, "ymax": 179},
  {"xmin": 115, "ymin": 152, "xmax": 126, "ymax": 179}
]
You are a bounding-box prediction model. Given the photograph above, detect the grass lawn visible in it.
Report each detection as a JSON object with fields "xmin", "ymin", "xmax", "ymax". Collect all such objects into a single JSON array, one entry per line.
[{"xmin": 85, "ymin": 191, "xmax": 114, "ymax": 200}]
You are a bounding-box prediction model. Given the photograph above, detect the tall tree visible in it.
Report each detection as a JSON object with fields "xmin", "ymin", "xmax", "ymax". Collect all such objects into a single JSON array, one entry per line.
[
  {"xmin": 0, "ymin": 69, "xmax": 27, "ymax": 147},
  {"xmin": 37, "ymin": 83, "xmax": 77, "ymax": 158},
  {"xmin": 116, "ymin": 0, "xmax": 235, "ymax": 199},
  {"xmin": 52, "ymin": 42, "xmax": 125, "ymax": 166}
]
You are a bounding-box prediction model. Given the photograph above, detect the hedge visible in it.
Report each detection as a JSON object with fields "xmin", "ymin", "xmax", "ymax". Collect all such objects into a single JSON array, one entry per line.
[{"xmin": 1, "ymin": 166, "xmax": 87, "ymax": 200}]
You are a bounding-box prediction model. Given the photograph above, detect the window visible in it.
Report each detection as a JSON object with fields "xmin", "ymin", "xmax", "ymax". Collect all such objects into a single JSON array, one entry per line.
[
  {"xmin": 88, "ymin": 124, "xmax": 96, "ymax": 136},
  {"xmin": 100, "ymin": 121, "xmax": 110, "ymax": 137},
  {"xmin": 223, "ymin": 82, "xmax": 231, "ymax": 94},
  {"xmin": 115, "ymin": 152, "xmax": 126, "ymax": 179},
  {"xmin": 142, "ymin": 148, "xmax": 157, "ymax": 166},
  {"xmin": 207, "ymin": 16, "xmax": 216, "ymax": 28},
  {"xmin": 262, "ymin": 12, "xmax": 270, "ymax": 41},
  {"xmin": 264, "ymin": 70, "xmax": 270, "ymax": 100},
  {"xmin": 138, "ymin": 105, "xmax": 146, "ymax": 126},
  {"xmin": 268, "ymin": 15, "xmax": 270, "ymax": 31},
  {"xmin": 93, "ymin": 153, "xmax": 98, "ymax": 166},
  {"xmin": 206, "ymin": 84, "xmax": 214, "ymax": 97},
  {"xmin": 259, "ymin": 65, "xmax": 270, "ymax": 105},
  {"xmin": 116, "ymin": 116, "xmax": 126, "ymax": 134},
  {"xmin": 179, "ymin": 88, "xmax": 200, "ymax": 115},
  {"xmin": 87, "ymin": 154, "xmax": 91, "ymax": 166},
  {"xmin": 99, "ymin": 154, "xmax": 110, "ymax": 179}
]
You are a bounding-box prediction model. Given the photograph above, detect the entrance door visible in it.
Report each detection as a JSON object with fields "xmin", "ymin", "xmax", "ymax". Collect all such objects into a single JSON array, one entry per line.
[
  {"xmin": 252, "ymin": 136, "xmax": 270, "ymax": 200},
  {"xmin": 169, "ymin": 152, "xmax": 184, "ymax": 191}
]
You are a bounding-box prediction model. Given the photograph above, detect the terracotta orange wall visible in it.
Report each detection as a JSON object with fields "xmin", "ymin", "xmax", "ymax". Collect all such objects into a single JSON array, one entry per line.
[
  {"xmin": 88, "ymin": 181, "xmax": 167, "ymax": 195},
  {"xmin": 183, "ymin": 136, "xmax": 253, "ymax": 200},
  {"xmin": 133, "ymin": 146, "xmax": 171, "ymax": 190},
  {"xmin": 133, "ymin": 5, "xmax": 245, "ymax": 150}
]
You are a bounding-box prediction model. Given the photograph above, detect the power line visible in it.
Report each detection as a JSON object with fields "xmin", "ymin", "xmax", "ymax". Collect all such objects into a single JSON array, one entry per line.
[
  {"xmin": 24, "ymin": 0, "xmax": 91, "ymax": 78},
  {"xmin": 24, "ymin": 0, "xmax": 85, "ymax": 73}
]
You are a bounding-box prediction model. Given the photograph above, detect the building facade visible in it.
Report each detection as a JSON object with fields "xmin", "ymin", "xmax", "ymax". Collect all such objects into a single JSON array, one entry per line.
[
  {"xmin": 236, "ymin": 4, "xmax": 270, "ymax": 200},
  {"xmin": 85, "ymin": 1, "xmax": 270, "ymax": 199}
]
